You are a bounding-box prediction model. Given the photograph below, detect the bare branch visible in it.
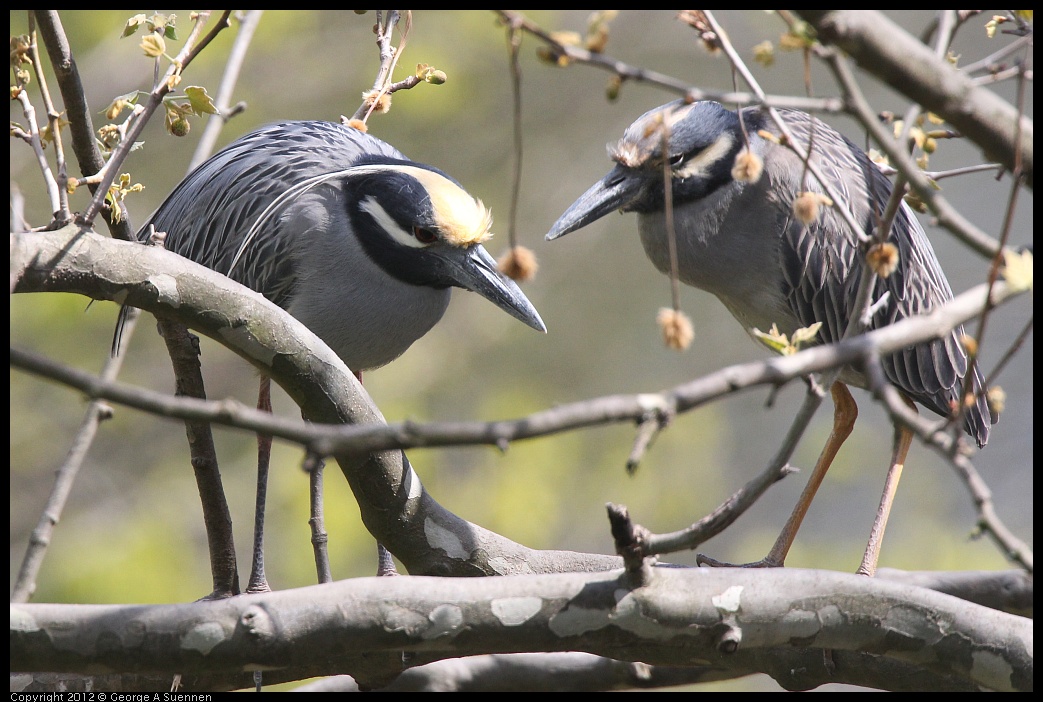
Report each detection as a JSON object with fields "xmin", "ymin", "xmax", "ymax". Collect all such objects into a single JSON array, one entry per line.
[
  {"xmin": 495, "ymin": 10, "xmax": 845, "ymax": 114},
  {"xmin": 797, "ymin": 10, "xmax": 1033, "ymax": 188},
  {"xmin": 11, "ymin": 226, "xmax": 1024, "ymax": 458},
  {"xmin": 11, "ymin": 568, "xmax": 1031, "ymax": 691}
]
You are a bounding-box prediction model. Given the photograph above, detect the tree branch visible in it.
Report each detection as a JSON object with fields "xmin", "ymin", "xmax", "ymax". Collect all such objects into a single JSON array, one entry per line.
[
  {"xmin": 10, "ymin": 567, "xmax": 1031, "ymax": 691},
  {"xmin": 797, "ymin": 10, "xmax": 1033, "ymax": 188},
  {"xmin": 10, "ymin": 224, "xmax": 621, "ymax": 578}
]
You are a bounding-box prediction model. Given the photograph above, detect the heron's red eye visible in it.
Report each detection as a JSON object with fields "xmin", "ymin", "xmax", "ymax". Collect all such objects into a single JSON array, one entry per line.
[{"xmin": 413, "ymin": 227, "xmax": 438, "ymax": 244}]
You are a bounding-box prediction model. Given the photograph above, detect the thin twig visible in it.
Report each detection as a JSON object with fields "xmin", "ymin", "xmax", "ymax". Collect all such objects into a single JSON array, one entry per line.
[
  {"xmin": 505, "ymin": 18, "xmax": 524, "ymax": 248},
  {"xmin": 10, "ymin": 349, "xmax": 127, "ymax": 603},
  {"xmin": 10, "ymin": 272, "xmax": 1019, "ymax": 461},
  {"xmin": 494, "ymin": 10, "xmax": 845, "ymax": 115},
  {"xmin": 77, "ymin": 10, "xmax": 234, "ymax": 227},
  {"xmin": 190, "ymin": 10, "xmax": 264, "ymax": 171},
  {"xmin": 24, "ymin": 15, "xmax": 71, "ymax": 223}
]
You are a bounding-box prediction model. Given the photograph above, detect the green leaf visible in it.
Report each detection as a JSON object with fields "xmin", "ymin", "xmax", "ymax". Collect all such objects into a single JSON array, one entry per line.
[
  {"xmin": 122, "ymin": 14, "xmax": 147, "ymax": 38},
  {"xmin": 184, "ymin": 86, "xmax": 220, "ymax": 116},
  {"xmin": 752, "ymin": 324, "xmax": 791, "ymax": 355},
  {"xmin": 752, "ymin": 322, "xmax": 822, "ymax": 356}
]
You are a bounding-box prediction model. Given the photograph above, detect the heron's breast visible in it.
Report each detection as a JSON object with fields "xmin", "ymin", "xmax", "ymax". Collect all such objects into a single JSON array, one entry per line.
[
  {"xmin": 637, "ymin": 191, "xmax": 797, "ymax": 334},
  {"xmin": 281, "ymin": 194, "xmax": 452, "ymax": 372},
  {"xmin": 288, "ymin": 278, "xmax": 451, "ymax": 372}
]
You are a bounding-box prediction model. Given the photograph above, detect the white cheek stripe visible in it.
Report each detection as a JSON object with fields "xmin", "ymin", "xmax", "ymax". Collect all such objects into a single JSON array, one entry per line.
[
  {"xmin": 360, "ymin": 196, "xmax": 426, "ymax": 248},
  {"xmin": 673, "ymin": 132, "xmax": 735, "ymax": 180}
]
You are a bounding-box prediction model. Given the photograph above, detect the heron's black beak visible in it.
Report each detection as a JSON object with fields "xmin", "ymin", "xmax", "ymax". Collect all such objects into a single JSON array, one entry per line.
[
  {"xmin": 444, "ymin": 244, "xmax": 546, "ymax": 333},
  {"xmin": 546, "ymin": 164, "xmax": 646, "ymax": 240}
]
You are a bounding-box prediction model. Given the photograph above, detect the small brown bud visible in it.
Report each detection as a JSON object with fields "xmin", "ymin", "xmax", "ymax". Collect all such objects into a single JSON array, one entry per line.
[
  {"xmin": 793, "ymin": 192, "xmax": 819, "ymax": 225},
  {"xmin": 959, "ymin": 334, "xmax": 979, "ymax": 358},
  {"xmin": 361, "ymin": 90, "xmax": 391, "ymax": 114},
  {"xmin": 657, "ymin": 308, "xmax": 694, "ymax": 351},
  {"xmin": 866, "ymin": 242, "xmax": 899, "ymax": 278},
  {"xmin": 676, "ymin": 10, "xmax": 720, "ymax": 54},
  {"xmin": 731, "ymin": 150, "xmax": 763, "ymax": 183},
  {"xmin": 497, "ymin": 246, "xmax": 538, "ymax": 282},
  {"xmin": 345, "ymin": 119, "xmax": 368, "ymax": 133},
  {"xmin": 756, "ymin": 129, "xmax": 780, "ymax": 144}
]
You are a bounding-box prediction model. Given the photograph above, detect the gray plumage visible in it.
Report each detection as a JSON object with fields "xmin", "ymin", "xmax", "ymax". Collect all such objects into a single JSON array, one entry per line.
[
  {"xmin": 134, "ymin": 120, "xmax": 545, "ymax": 372},
  {"xmin": 548, "ymin": 99, "xmax": 993, "ymax": 446},
  {"xmin": 119, "ymin": 119, "xmax": 549, "ymax": 593}
]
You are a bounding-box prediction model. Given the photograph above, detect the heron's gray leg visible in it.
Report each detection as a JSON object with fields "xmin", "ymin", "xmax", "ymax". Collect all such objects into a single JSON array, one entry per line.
[{"xmin": 247, "ymin": 374, "xmax": 273, "ymax": 594}]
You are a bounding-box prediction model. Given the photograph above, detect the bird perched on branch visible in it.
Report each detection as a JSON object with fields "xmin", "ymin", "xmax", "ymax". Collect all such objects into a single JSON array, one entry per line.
[
  {"xmin": 124, "ymin": 120, "xmax": 545, "ymax": 591},
  {"xmin": 546, "ymin": 99, "xmax": 993, "ymax": 576}
]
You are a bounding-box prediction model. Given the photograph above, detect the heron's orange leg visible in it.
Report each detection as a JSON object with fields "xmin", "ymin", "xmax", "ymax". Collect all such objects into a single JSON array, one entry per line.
[
  {"xmin": 762, "ymin": 382, "xmax": 858, "ymax": 566},
  {"xmin": 857, "ymin": 397, "xmax": 916, "ymax": 577},
  {"xmin": 699, "ymin": 382, "xmax": 857, "ymax": 569}
]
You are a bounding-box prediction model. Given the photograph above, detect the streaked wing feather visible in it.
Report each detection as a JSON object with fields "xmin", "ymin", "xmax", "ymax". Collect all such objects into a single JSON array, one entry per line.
[
  {"xmin": 764, "ymin": 109, "xmax": 992, "ymax": 445},
  {"xmin": 140, "ymin": 121, "xmax": 404, "ymax": 308}
]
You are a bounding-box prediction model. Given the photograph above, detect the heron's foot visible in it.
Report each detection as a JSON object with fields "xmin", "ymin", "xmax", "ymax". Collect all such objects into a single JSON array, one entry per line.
[
  {"xmin": 696, "ymin": 553, "xmax": 785, "ymax": 569},
  {"xmin": 854, "ymin": 563, "xmax": 875, "ymax": 577},
  {"xmin": 197, "ymin": 588, "xmax": 238, "ymax": 602},
  {"xmin": 377, "ymin": 542, "xmax": 400, "ymax": 577},
  {"xmin": 245, "ymin": 578, "xmax": 272, "ymax": 594}
]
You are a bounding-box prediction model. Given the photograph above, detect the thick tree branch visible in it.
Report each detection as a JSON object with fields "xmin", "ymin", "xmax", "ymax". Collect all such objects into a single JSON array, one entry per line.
[
  {"xmin": 10, "ymin": 568, "xmax": 1031, "ymax": 691},
  {"xmin": 10, "ymin": 224, "xmax": 621, "ymax": 578},
  {"xmin": 797, "ymin": 10, "xmax": 1032, "ymax": 188}
]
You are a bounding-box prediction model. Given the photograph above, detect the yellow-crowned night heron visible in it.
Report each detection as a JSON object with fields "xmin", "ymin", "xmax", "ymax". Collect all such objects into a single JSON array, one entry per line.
[
  {"xmin": 546, "ymin": 99, "xmax": 993, "ymax": 576},
  {"xmin": 130, "ymin": 120, "xmax": 545, "ymax": 591}
]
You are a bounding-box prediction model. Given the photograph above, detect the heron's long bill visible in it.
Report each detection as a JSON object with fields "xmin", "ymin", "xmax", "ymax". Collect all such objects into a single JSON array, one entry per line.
[
  {"xmin": 545, "ymin": 164, "xmax": 644, "ymax": 240},
  {"xmin": 450, "ymin": 244, "xmax": 547, "ymax": 333}
]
